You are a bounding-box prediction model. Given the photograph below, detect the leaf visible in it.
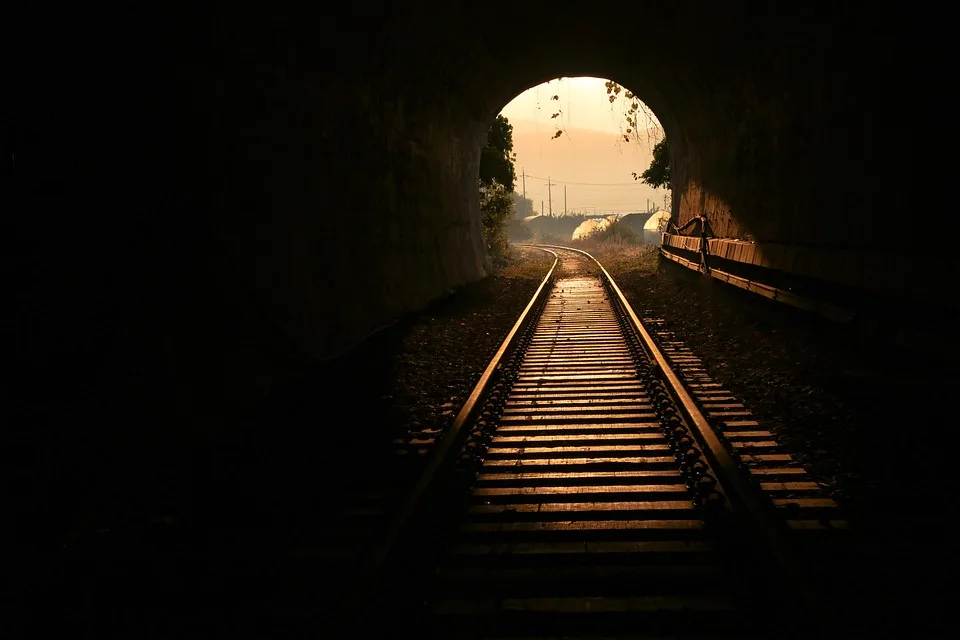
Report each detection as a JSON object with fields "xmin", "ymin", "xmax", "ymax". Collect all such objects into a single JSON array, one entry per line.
[
  {"xmin": 551, "ymin": 112, "xmax": 560, "ymax": 118},
  {"xmin": 608, "ymin": 95, "xmax": 616, "ymax": 103},
  {"xmin": 552, "ymin": 130, "xmax": 563, "ymax": 139},
  {"xmin": 551, "ymin": 94, "xmax": 559, "ymax": 100},
  {"xmin": 623, "ymin": 135, "xmax": 630, "ymax": 143}
]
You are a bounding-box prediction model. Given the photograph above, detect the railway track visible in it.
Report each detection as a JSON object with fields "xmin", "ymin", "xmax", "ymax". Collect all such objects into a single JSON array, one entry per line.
[{"xmin": 349, "ymin": 246, "xmax": 854, "ymax": 639}]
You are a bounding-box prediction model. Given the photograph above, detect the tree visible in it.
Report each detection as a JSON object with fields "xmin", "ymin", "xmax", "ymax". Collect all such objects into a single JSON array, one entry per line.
[
  {"xmin": 479, "ymin": 183, "xmax": 513, "ymax": 267},
  {"xmin": 603, "ymin": 81, "xmax": 671, "ymax": 190},
  {"xmin": 480, "ymin": 115, "xmax": 516, "ymax": 192},
  {"xmin": 479, "ymin": 115, "xmax": 518, "ymax": 266},
  {"xmin": 545, "ymin": 78, "xmax": 670, "ymax": 190},
  {"xmin": 635, "ymin": 140, "xmax": 670, "ymax": 189},
  {"xmin": 603, "ymin": 80, "xmax": 662, "ymax": 148}
]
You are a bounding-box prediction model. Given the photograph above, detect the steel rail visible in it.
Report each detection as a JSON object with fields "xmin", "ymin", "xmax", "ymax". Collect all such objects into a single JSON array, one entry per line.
[
  {"xmin": 343, "ymin": 247, "xmax": 559, "ymax": 615},
  {"xmin": 535, "ymin": 243, "xmax": 826, "ymax": 621}
]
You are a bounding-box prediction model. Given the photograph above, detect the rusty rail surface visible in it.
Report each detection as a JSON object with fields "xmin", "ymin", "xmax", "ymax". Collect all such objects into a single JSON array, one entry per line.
[
  {"xmin": 540, "ymin": 245, "xmax": 833, "ymax": 610},
  {"xmin": 343, "ymin": 248, "xmax": 560, "ymax": 617},
  {"xmin": 348, "ymin": 245, "xmax": 849, "ymax": 638}
]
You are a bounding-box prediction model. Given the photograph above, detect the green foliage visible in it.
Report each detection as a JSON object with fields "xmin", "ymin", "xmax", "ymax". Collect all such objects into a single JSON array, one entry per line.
[
  {"xmin": 480, "ymin": 115, "xmax": 517, "ymax": 192},
  {"xmin": 480, "ymin": 181, "xmax": 515, "ymax": 267},
  {"xmin": 602, "ymin": 80, "xmax": 669, "ymax": 190},
  {"xmin": 479, "ymin": 115, "xmax": 519, "ymax": 267},
  {"xmin": 604, "ymin": 80, "xmax": 663, "ymax": 143},
  {"xmin": 638, "ymin": 140, "xmax": 671, "ymax": 189}
]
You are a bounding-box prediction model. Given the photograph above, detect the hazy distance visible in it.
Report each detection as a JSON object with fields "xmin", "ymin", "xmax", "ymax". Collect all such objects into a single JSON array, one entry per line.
[{"xmin": 499, "ymin": 77, "xmax": 668, "ymax": 216}]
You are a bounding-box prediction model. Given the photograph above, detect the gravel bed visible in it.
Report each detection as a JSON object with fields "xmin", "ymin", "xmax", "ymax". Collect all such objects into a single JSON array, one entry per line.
[
  {"xmin": 360, "ymin": 245, "xmax": 557, "ymax": 483},
  {"xmin": 32, "ymin": 242, "xmax": 954, "ymax": 635},
  {"xmin": 591, "ymin": 248, "xmax": 958, "ymax": 626},
  {"xmin": 602, "ymin": 256, "xmax": 958, "ymax": 535},
  {"xmin": 20, "ymin": 246, "xmax": 556, "ymax": 638},
  {"xmin": 222, "ymin": 244, "xmax": 562, "ymax": 524},
  {"xmin": 349, "ymin": 241, "xmax": 953, "ymax": 546},
  {"xmin": 242, "ymin": 242, "xmax": 955, "ymax": 629}
]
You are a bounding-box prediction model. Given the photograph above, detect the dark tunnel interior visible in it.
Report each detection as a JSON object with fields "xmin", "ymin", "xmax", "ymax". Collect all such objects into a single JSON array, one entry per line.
[{"xmin": 6, "ymin": 0, "xmax": 958, "ymax": 636}]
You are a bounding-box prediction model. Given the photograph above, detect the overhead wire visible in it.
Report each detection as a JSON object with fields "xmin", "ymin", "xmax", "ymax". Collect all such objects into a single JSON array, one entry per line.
[{"xmin": 522, "ymin": 173, "xmax": 647, "ymax": 187}]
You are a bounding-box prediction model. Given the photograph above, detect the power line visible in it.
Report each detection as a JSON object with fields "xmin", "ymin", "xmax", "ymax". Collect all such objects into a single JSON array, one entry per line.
[
  {"xmin": 541, "ymin": 185, "xmax": 643, "ymax": 191},
  {"xmin": 522, "ymin": 173, "xmax": 648, "ymax": 186},
  {"xmin": 530, "ymin": 207, "xmax": 659, "ymax": 213}
]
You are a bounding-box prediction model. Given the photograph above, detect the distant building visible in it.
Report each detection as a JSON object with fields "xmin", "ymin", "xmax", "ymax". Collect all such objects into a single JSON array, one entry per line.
[
  {"xmin": 642, "ymin": 210, "xmax": 671, "ymax": 246},
  {"xmin": 617, "ymin": 212, "xmax": 655, "ymax": 236},
  {"xmin": 572, "ymin": 216, "xmax": 616, "ymax": 241}
]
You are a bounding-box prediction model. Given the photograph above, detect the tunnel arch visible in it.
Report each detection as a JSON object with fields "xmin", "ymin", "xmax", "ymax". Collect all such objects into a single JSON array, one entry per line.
[
  {"xmin": 12, "ymin": 0, "xmax": 950, "ymax": 449},
  {"xmin": 484, "ymin": 73, "xmax": 683, "ymax": 221}
]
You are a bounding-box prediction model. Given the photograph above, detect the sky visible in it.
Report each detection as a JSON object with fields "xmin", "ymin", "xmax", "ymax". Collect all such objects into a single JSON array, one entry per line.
[
  {"xmin": 499, "ymin": 77, "xmax": 668, "ymax": 216},
  {"xmin": 501, "ymin": 77, "xmax": 641, "ymax": 136}
]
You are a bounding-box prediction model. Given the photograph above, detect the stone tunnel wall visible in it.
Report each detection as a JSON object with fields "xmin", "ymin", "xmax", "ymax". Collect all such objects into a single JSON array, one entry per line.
[
  {"xmin": 11, "ymin": 4, "xmax": 499, "ymax": 442},
  {"xmin": 9, "ymin": 1, "xmax": 953, "ymax": 455}
]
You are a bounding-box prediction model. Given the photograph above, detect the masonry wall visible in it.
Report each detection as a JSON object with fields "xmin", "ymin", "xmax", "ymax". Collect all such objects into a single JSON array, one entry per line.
[{"xmin": 9, "ymin": 1, "xmax": 951, "ymax": 467}]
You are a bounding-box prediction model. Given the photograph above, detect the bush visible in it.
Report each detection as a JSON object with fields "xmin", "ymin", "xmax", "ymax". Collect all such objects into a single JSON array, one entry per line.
[
  {"xmin": 569, "ymin": 219, "xmax": 658, "ymax": 274},
  {"xmin": 591, "ymin": 219, "xmax": 639, "ymax": 244},
  {"xmin": 480, "ymin": 181, "xmax": 514, "ymax": 267},
  {"xmin": 571, "ymin": 219, "xmax": 640, "ymax": 247}
]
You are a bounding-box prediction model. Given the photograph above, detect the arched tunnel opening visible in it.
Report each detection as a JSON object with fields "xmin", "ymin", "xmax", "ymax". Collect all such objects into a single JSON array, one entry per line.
[
  {"xmin": 7, "ymin": 1, "xmax": 958, "ymax": 636},
  {"xmin": 496, "ymin": 76, "xmax": 672, "ymax": 242}
]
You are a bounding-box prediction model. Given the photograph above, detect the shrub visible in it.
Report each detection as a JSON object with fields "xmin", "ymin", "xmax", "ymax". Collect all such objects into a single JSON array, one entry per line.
[{"xmin": 480, "ymin": 180, "xmax": 514, "ymax": 267}]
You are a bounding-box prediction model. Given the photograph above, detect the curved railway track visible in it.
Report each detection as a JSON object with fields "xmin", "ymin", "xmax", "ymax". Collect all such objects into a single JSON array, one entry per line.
[{"xmin": 346, "ymin": 246, "xmax": 855, "ymax": 639}]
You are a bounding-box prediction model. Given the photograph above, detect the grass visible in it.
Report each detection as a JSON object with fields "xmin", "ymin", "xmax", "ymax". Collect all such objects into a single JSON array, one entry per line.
[
  {"xmin": 506, "ymin": 218, "xmax": 662, "ymax": 278},
  {"xmin": 495, "ymin": 244, "xmax": 557, "ymax": 279},
  {"xmin": 529, "ymin": 229, "xmax": 568, "ymax": 245},
  {"xmin": 578, "ymin": 241, "xmax": 660, "ymax": 276},
  {"xmin": 568, "ymin": 220, "xmax": 661, "ymax": 276}
]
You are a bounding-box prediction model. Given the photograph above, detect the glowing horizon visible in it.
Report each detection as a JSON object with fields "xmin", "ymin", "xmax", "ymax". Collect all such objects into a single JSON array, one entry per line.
[{"xmin": 499, "ymin": 77, "xmax": 667, "ymax": 214}]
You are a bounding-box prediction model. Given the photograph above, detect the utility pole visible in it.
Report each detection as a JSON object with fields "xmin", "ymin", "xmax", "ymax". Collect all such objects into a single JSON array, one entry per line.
[
  {"xmin": 564, "ymin": 185, "xmax": 567, "ymax": 216},
  {"xmin": 522, "ymin": 169, "xmax": 526, "ymax": 198},
  {"xmin": 546, "ymin": 177, "xmax": 555, "ymax": 217},
  {"xmin": 541, "ymin": 201, "xmax": 544, "ymax": 217}
]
